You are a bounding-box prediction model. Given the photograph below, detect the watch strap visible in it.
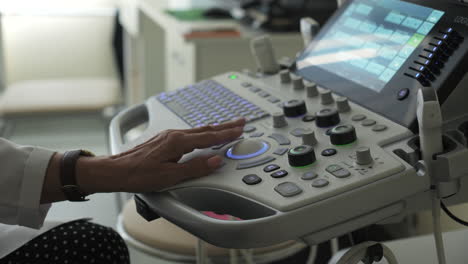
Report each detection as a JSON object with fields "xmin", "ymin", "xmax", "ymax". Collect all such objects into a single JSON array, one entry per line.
[{"xmin": 60, "ymin": 150, "xmax": 95, "ymax": 202}]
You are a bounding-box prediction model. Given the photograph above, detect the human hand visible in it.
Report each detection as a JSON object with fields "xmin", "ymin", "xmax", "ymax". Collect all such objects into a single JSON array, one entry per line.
[{"xmin": 77, "ymin": 119, "xmax": 245, "ymax": 194}]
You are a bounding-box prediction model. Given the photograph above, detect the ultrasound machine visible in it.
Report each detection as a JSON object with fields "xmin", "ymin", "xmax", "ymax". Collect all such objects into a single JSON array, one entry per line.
[{"xmin": 110, "ymin": 0, "xmax": 468, "ymax": 263}]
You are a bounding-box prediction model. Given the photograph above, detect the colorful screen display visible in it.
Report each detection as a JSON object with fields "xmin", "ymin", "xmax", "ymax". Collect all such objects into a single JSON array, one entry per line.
[{"xmin": 297, "ymin": 0, "xmax": 445, "ymax": 92}]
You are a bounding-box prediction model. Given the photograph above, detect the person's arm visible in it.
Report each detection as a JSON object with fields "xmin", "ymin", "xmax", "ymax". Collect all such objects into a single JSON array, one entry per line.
[
  {"xmin": 40, "ymin": 119, "xmax": 245, "ymax": 204},
  {"xmin": 0, "ymin": 138, "xmax": 55, "ymax": 228}
]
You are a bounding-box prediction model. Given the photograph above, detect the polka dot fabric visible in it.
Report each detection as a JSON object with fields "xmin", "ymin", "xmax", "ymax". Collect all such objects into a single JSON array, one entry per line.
[{"xmin": 0, "ymin": 219, "xmax": 130, "ymax": 264}]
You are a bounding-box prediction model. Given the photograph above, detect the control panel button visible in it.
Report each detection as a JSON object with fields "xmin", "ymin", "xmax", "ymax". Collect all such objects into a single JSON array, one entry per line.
[
  {"xmin": 273, "ymin": 147, "xmax": 289, "ymax": 156},
  {"xmin": 302, "ymin": 131, "xmax": 317, "ymax": 146},
  {"xmin": 243, "ymin": 174, "xmax": 262, "ymax": 185},
  {"xmin": 258, "ymin": 91, "xmax": 270, "ymax": 98},
  {"xmin": 275, "ymin": 182, "xmax": 302, "ymax": 197},
  {"xmin": 322, "ymin": 148, "xmax": 337, "ymax": 157},
  {"xmin": 362, "ymin": 119, "xmax": 377, "ymax": 127},
  {"xmin": 352, "ymin": 114, "xmax": 367, "ymax": 121},
  {"xmin": 330, "ymin": 125, "xmax": 357, "ymax": 146},
  {"xmin": 283, "ymin": 100, "xmax": 307, "ymax": 117},
  {"xmin": 419, "ymin": 51, "xmax": 435, "ymax": 60},
  {"xmin": 241, "ymin": 82, "xmax": 252, "ymax": 88},
  {"xmin": 316, "ymin": 108, "xmax": 341, "ymax": 128},
  {"xmin": 306, "ymin": 82, "xmax": 319, "ymax": 97},
  {"xmin": 268, "ymin": 97, "xmax": 280, "ymax": 103},
  {"xmin": 249, "ymin": 86, "xmax": 261, "ymax": 93},
  {"xmin": 302, "ymin": 115, "xmax": 316, "ymax": 122},
  {"xmin": 264, "ymin": 164, "xmax": 280, "ymax": 173},
  {"xmin": 290, "ymin": 128, "xmax": 312, "ymax": 137},
  {"xmin": 404, "ymin": 71, "xmax": 430, "ymax": 87},
  {"xmin": 397, "ymin": 88, "xmax": 410, "ymax": 101},
  {"xmin": 331, "ymin": 169, "xmax": 351, "ymax": 179},
  {"xmin": 272, "ymin": 112, "xmax": 288, "ymax": 128},
  {"xmin": 410, "ymin": 65, "xmax": 436, "ymax": 81},
  {"xmin": 372, "ymin": 125, "xmax": 388, "ymax": 132},
  {"xmin": 356, "ymin": 147, "xmax": 373, "ymax": 165},
  {"xmin": 288, "ymin": 145, "xmax": 316, "ymax": 167},
  {"xmin": 336, "ymin": 97, "xmax": 351, "ymax": 113},
  {"xmin": 269, "ymin": 133, "xmax": 291, "ymax": 145},
  {"xmin": 292, "ymin": 76, "xmax": 305, "ymax": 90},
  {"xmin": 280, "ymin": 70, "xmax": 292, "ymax": 84},
  {"xmin": 237, "ymin": 156, "xmax": 276, "ymax": 170},
  {"xmin": 301, "ymin": 171, "xmax": 318, "ymax": 181},
  {"xmin": 312, "ymin": 179, "xmax": 329, "ymax": 188},
  {"xmin": 243, "ymin": 125, "xmax": 257, "ymax": 133},
  {"xmin": 320, "ymin": 89, "xmax": 334, "ymax": 105},
  {"xmin": 271, "ymin": 170, "xmax": 289, "ymax": 178},
  {"xmin": 326, "ymin": 164, "xmax": 342, "ymax": 173},
  {"xmin": 250, "ymin": 132, "xmax": 264, "ymax": 138}
]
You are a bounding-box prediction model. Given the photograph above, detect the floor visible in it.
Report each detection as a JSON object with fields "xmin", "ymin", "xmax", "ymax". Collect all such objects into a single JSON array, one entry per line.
[{"xmin": 6, "ymin": 113, "xmax": 172, "ymax": 264}]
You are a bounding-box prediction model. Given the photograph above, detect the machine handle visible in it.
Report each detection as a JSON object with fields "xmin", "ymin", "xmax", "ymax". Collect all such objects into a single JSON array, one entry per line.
[
  {"xmin": 140, "ymin": 192, "xmax": 286, "ymax": 249},
  {"xmin": 109, "ymin": 102, "xmax": 150, "ymax": 154}
]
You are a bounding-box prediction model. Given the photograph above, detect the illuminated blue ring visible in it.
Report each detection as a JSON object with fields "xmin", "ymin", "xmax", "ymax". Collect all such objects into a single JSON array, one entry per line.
[{"xmin": 226, "ymin": 141, "xmax": 270, "ymax": 160}]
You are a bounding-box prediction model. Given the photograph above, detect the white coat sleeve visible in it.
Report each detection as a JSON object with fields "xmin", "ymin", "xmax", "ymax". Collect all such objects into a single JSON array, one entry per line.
[{"xmin": 0, "ymin": 138, "xmax": 56, "ymax": 229}]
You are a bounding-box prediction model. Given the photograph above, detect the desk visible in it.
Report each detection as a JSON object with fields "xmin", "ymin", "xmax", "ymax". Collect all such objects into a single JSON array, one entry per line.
[{"xmin": 119, "ymin": 0, "xmax": 303, "ymax": 104}]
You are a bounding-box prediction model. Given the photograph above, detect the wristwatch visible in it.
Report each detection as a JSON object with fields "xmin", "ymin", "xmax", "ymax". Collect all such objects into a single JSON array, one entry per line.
[{"xmin": 60, "ymin": 150, "xmax": 95, "ymax": 202}]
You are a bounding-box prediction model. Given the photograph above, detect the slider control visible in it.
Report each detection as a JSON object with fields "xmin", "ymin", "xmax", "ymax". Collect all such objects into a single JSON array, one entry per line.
[
  {"xmin": 356, "ymin": 147, "xmax": 373, "ymax": 165},
  {"xmin": 302, "ymin": 131, "xmax": 317, "ymax": 146},
  {"xmin": 306, "ymin": 82, "xmax": 318, "ymax": 97},
  {"xmin": 336, "ymin": 97, "xmax": 351, "ymax": 113},
  {"xmin": 292, "ymin": 76, "xmax": 305, "ymax": 90},
  {"xmin": 320, "ymin": 89, "xmax": 334, "ymax": 105},
  {"xmin": 280, "ymin": 70, "xmax": 291, "ymax": 84},
  {"xmin": 272, "ymin": 112, "xmax": 288, "ymax": 128}
]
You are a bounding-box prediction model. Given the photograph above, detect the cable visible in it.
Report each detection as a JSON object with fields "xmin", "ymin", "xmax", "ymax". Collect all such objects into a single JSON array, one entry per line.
[
  {"xmin": 328, "ymin": 241, "xmax": 398, "ymax": 264},
  {"xmin": 441, "ymin": 201, "xmax": 468, "ymax": 226},
  {"xmin": 331, "ymin": 238, "xmax": 339, "ymax": 255},
  {"xmin": 432, "ymin": 191, "xmax": 447, "ymax": 264},
  {"xmin": 347, "ymin": 233, "xmax": 355, "ymax": 246},
  {"xmin": 305, "ymin": 245, "xmax": 317, "ymax": 264}
]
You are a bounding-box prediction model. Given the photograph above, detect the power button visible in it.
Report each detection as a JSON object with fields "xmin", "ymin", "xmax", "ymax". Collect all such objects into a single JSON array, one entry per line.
[{"xmin": 397, "ymin": 88, "xmax": 410, "ymax": 101}]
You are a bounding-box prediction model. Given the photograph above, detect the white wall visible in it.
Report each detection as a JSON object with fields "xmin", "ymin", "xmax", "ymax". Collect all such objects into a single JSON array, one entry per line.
[{"xmin": 0, "ymin": 0, "xmax": 119, "ymax": 86}]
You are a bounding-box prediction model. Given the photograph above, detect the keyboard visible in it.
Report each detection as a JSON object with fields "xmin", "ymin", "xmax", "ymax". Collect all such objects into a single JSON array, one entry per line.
[{"xmin": 157, "ymin": 80, "xmax": 270, "ymax": 127}]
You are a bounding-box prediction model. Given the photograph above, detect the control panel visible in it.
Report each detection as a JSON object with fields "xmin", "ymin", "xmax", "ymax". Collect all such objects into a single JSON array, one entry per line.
[{"xmin": 109, "ymin": 0, "xmax": 468, "ymax": 249}]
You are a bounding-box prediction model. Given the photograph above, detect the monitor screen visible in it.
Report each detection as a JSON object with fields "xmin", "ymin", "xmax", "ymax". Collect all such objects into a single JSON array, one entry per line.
[{"xmin": 296, "ymin": 0, "xmax": 445, "ymax": 92}]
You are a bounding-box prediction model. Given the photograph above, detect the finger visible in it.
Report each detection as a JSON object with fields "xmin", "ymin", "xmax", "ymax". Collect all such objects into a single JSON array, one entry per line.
[
  {"xmin": 177, "ymin": 126, "xmax": 244, "ymax": 154},
  {"xmin": 172, "ymin": 155, "xmax": 224, "ymax": 182},
  {"xmin": 183, "ymin": 118, "xmax": 246, "ymax": 134}
]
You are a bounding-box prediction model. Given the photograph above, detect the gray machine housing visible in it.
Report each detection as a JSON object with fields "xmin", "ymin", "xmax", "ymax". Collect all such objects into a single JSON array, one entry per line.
[{"xmin": 109, "ymin": 0, "xmax": 468, "ymax": 249}]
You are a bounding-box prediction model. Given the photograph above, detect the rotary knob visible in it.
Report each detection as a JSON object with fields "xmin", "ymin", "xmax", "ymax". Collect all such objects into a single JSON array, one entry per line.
[
  {"xmin": 315, "ymin": 108, "xmax": 340, "ymax": 128},
  {"xmin": 336, "ymin": 97, "xmax": 351, "ymax": 113},
  {"xmin": 292, "ymin": 76, "xmax": 305, "ymax": 90},
  {"xmin": 283, "ymin": 99, "xmax": 307, "ymax": 117},
  {"xmin": 288, "ymin": 145, "xmax": 316, "ymax": 167},
  {"xmin": 330, "ymin": 125, "xmax": 357, "ymax": 146},
  {"xmin": 306, "ymin": 82, "xmax": 318, "ymax": 97},
  {"xmin": 320, "ymin": 89, "xmax": 334, "ymax": 105},
  {"xmin": 272, "ymin": 112, "xmax": 288, "ymax": 128},
  {"xmin": 280, "ymin": 69, "xmax": 291, "ymax": 84},
  {"xmin": 302, "ymin": 131, "xmax": 317, "ymax": 146},
  {"xmin": 356, "ymin": 147, "xmax": 373, "ymax": 165}
]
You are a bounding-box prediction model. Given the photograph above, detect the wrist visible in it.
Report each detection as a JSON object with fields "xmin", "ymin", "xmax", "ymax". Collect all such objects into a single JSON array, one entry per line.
[{"xmin": 75, "ymin": 156, "xmax": 120, "ymax": 195}]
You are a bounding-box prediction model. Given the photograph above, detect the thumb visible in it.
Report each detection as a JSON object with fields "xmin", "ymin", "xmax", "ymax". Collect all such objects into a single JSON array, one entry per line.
[{"xmin": 176, "ymin": 155, "xmax": 224, "ymax": 181}]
